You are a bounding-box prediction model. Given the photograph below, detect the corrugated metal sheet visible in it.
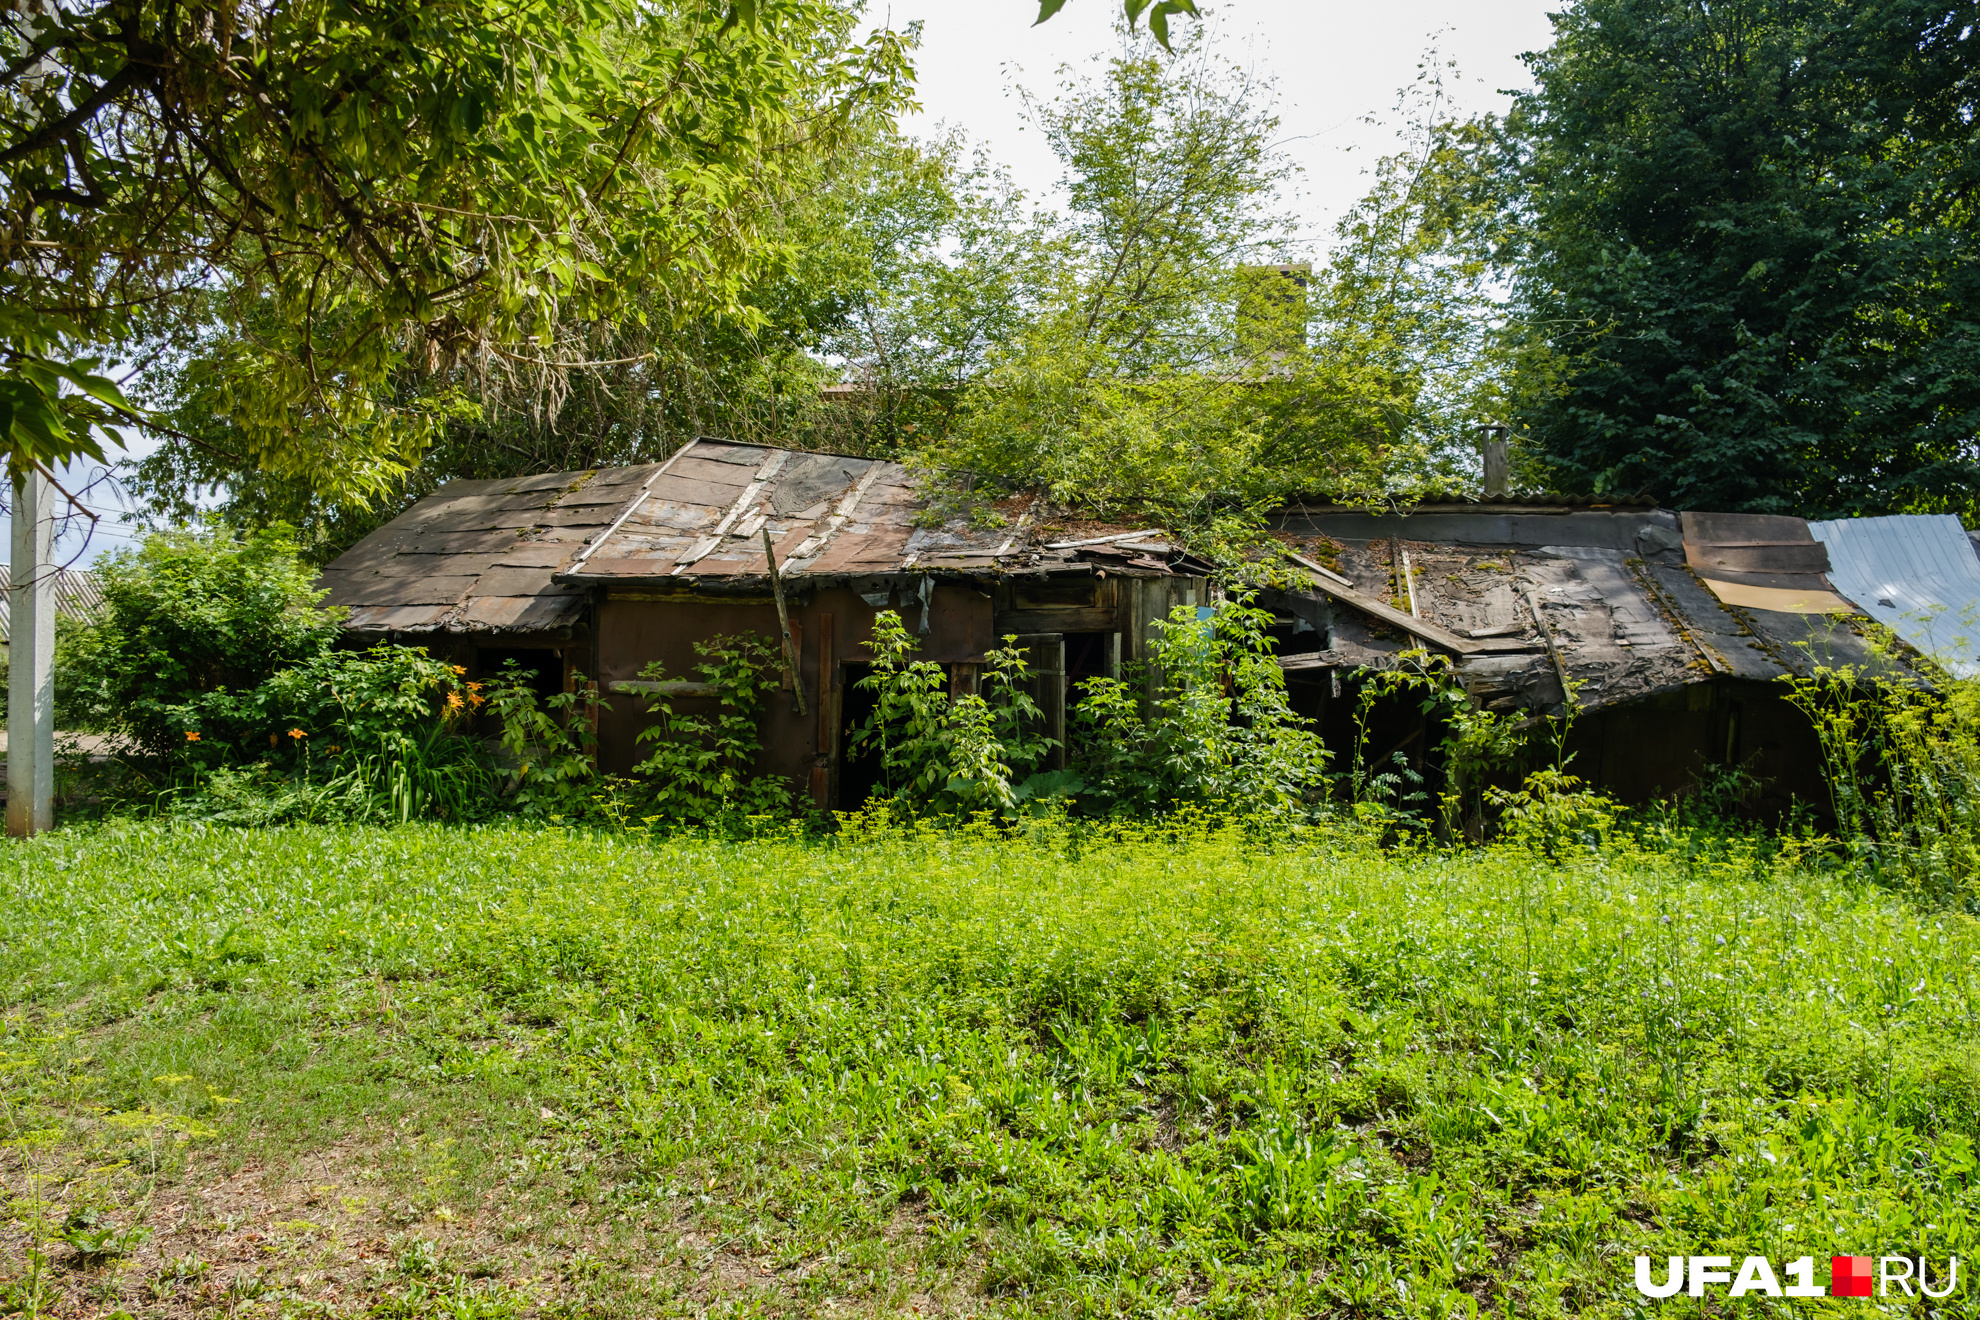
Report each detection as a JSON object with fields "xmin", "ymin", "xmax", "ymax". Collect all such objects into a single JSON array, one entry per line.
[
  {"xmin": 0, "ymin": 570, "xmax": 106, "ymax": 642},
  {"xmin": 1809, "ymin": 514, "xmax": 1980, "ymax": 678}
]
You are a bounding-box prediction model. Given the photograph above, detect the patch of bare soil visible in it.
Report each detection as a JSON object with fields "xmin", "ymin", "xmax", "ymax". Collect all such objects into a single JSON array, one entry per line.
[{"xmin": 1, "ymin": 1114, "xmax": 987, "ymax": 1318}]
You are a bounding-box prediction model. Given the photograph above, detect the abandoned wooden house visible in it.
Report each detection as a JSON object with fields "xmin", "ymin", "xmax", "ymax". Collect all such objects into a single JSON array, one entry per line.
[
  {"xmin": 316, "ymin": 438, "xmax": 1214, "ymax": 808},
  {"xmin": 317, "ymin": 437, "xmax": 1975, "ymax": 816},
  {"xmin": 1261, "ymin": 500, "xmax": 1954, "ymax": 815}
]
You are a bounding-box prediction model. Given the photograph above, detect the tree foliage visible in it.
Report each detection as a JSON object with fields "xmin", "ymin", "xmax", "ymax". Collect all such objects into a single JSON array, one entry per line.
[
  {"xmin": 1509, "ymin": 0, "xmax": 1980, "ymax": 515},
  {"xmin": 1, "ymin": 0, "xmax": 909, "ymax": 494},
  {"xmin": 931, "ymin": 32, "xmax": 1513, "ymax": 521},
  {"xmin": 126, "ymin": 110, "xmax": 1011, "ymax": 556},
  {"xmin": 929, "ymin": 25, "xmax": 1300, "ymax": 516}
]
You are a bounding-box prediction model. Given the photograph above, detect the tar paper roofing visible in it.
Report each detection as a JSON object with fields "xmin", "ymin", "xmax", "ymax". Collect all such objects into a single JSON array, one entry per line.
[
  {"xmin": 319, "ymin": 439, "xmax": 1200, "ymax": 633},
  {"xmin": 1270, "ymin": 504, "xmax": 1892, "ymax": 714}
]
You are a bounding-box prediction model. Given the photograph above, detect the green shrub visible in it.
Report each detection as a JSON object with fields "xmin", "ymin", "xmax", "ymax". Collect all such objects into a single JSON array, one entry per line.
[
  {"xmin": 483, "ymin": 659, "xmax": 598, "ymax": 816},
  {"xmin": 852, "ymin": 612, "xmax": 1052, "ymax": 815},
  {"xmin": 54, "ymin": 524, "xmax": 517, "ymax": 823},
  {"xmin": 261, "ymin": 644, "xmax": 494, "ymax": 822},
  {"xmin": 1785, "ymin": 661, "xmax": 1980, "ymax": 908},
  {"xmin": 631, "ymin": 634, "xmax": 794, "ymax": 825},
  {"xmin": 1070, "ymin": 595, "xmax": 1328, "ymax": 816},
  {"xmin": 65, "ymin": 523, "xmax": 342, "ymax": 762}
]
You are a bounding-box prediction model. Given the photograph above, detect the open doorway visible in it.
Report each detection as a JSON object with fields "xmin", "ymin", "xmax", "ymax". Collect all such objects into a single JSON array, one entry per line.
[{"xmin": 838, "ymin": 662, "xmax": 883, "ymax": 809}]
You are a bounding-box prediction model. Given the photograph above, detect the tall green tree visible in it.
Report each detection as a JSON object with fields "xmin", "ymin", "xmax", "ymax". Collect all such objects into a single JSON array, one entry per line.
[
  {"xmin": 931, "ymin": 23, "xmax": 1305, "ymax": 518},
  {"xmin": 1509, "ymin": 0, "xmax": 1980, "ymax": 515},
  {"xmin": 935, "ymin": 33, "xmax": 1513, "ymax": 518},
  {"xmin": 1287, "ymin": 59, "xmax": 1534, "ymax": 498},
  {"xmin": 1, "ymin": 0, "xmax": 909, "ymax": 498}
]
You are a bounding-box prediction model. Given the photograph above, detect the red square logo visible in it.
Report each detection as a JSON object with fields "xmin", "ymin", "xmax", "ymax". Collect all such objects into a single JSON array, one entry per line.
[{"xmin": 1832, "ymin": 1255, "xmax": 1874, "ymax": 1298}]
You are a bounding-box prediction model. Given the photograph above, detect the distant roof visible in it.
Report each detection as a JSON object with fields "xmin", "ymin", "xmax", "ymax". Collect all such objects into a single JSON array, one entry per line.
[
  {"xmin": 0, "ymin": 569, "xmax": 104, "ymax": 642},
  {"xmin": 319, "ymin": 439, "xmax": 1199, "ymax": 634},
  {"xmin": 1810, "ymin": 514, "xmax": 1980, "ymax": 679},
  {"xmin": 1283, "ymin": 492, "xmax": 1661, "ymax": 512}
]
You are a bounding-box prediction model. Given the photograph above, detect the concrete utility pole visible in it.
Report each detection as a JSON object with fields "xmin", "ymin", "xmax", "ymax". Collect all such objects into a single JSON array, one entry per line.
[{"xmin": 8, "ymin": 470, "xmax": 55, "ymax": 836}]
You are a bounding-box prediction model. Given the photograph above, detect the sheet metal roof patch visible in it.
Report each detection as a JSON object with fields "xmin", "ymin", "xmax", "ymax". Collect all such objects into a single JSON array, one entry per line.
[{"xmin": 1809, "ymin": 514, "xmax": 1980, "ymax": 678}]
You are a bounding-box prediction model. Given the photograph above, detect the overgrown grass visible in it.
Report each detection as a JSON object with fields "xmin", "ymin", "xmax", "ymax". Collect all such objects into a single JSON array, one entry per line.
[{"xmin": 3, "ymin": 819, "xmax": 1977, "ymax": 1317}]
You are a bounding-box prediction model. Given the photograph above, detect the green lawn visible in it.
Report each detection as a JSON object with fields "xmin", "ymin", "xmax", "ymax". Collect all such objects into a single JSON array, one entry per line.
[{"xmin": 2, "ymin": 819, "xmax": 1976, "ymax": 1318}]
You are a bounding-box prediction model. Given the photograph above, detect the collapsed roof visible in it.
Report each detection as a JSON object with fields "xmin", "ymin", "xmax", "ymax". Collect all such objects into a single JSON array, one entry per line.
[
  {"xmin": 319, "ymin": 439, "xmax": 1208, "ymax": 633},
  {"xmin": 1268, "ymin": 505, "xmax": 1941, "ymax": 715}
]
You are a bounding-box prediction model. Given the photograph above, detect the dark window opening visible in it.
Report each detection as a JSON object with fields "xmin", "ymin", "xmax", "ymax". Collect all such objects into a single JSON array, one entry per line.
[
  {"xmin": 1062, "ymin": 631, "xmax": 1113, "ymax": 686},
  {"xmin": 1266, "ymin": 613, "xmax": 1326, "ymax": 656},
  {"xmin": 477, "ymin": 647, "xmax": 564, "ymax": 704}
]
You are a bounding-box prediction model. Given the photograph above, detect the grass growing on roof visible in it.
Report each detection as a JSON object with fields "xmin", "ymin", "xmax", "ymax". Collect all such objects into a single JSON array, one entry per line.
[{"xmin": 2, "ymin": 819, "xmax": 1977, "ymax": 1317}]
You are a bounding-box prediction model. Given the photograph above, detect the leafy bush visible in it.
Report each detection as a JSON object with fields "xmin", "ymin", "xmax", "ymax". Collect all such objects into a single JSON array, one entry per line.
[
  {"xmin": 632, "ymin": 634, "xmax": 793, "ymax": 825},
  {"xmin": 1070, "ymin": 596, "xmax": 1328, "ymax": 816},
  {"xmin": 1343, "ymin": 650, "xmax": 1531, "ymax": 840},
  {"xmin": 483, "ymin": 660, "xmax": 598, "ymax": 816},
  {"xmin": 65, "ymin": 523, "xmax": 343, "ymax": 761},
  {"xmin": 262, "ymin": 645, "xmax": 494, "ymax": 822},
  {"xmin": 50, "ymin": 523, "xmax": 525, "ymax": 822},
  {"xmin": 852, "ymin": 611, "xmax": 1053, "ymax": 815},
  {"xmin": 1485, "ymin": 766, "xmax": 1620, "ymax": 862},
  {"xmin": 132, "ymin": 644, "xmax": 496, "ymax": 824}
]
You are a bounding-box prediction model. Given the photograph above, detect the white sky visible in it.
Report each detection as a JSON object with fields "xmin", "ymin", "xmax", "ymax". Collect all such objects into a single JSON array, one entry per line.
[
  {"xmin": 872, "ymin": 0, "xmax": 1560, "ymax": 252},
  {"xmin": 27, "ymin": 0, "xmax": 1562, "ymax": 568}
]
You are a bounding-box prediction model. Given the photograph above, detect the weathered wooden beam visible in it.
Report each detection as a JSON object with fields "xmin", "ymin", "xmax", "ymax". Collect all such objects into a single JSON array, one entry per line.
[
  {"xmin": 1522, "ymin": 584, "xmax": 1577, "ymax": 709},
  {"xmin": 1282, "ymin": 553, "xmax": 1481, "ymax": 655}
]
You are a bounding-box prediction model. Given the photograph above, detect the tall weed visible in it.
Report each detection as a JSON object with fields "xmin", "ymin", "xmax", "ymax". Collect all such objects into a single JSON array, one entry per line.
[
  {"xmin": 1785, "ymin": 664, "xmax": 1980, "ymax": 908},
  {"xmin": 853, "ymin": 611, "xmax": 1053, "ymax": 814},
  {"xmin": 632, "ymin": 634, "xmax": 794, "ymax": 825}
]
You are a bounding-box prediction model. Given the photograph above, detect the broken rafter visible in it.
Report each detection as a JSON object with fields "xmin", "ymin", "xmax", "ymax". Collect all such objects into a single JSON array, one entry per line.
[
  {"xmin": 1284, "ymin": 553, "xmax": 1481, "ymax": 656},
  {"xmin": 1521, "ymin": 583, "xmax": 1577, "ymax": 708},
  {"xmin": 1043, "ymin": 528, "xmax": 1167, "ymax": 550}
]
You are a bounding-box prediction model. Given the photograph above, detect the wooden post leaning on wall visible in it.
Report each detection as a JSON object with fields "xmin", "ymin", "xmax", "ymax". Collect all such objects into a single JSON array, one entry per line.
[
  {"xmin": 586, "ymin": 679, "xmax": 600, "ymax": 767},
  {"xmin": 762, "ymin": 527, "xmax": 807, "ymax": 717}
]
